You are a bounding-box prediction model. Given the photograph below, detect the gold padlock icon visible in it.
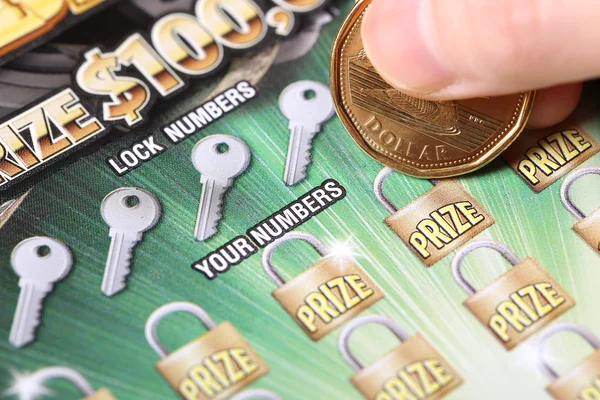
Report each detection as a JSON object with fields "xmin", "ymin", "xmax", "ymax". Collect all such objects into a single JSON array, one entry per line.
[
  {"xmin": 339, "ymin": 315, "xmax": 463, "ymax": 400},
  {"xmin": 374, "ymin": 167, "xmax": 494, "ymax": 266},
  {"xmin": 452, "ymin": 241, "xmax": 575, "ymax": 350},
  {"xmin": 145, "ymin": 302, "xmax": 269, "ymax": 400},
  {"xmin": 230, "ymin": 389, "xmax": 282, "ymax": 400},
  {"xmin": 263, "ymin": 231, "xmax": 384, "ymax": 340},
  {"xmin": 561, "ymin": 167, "xmax": 600, "ymax": 255},
  {"xmin": 537, "ymin": 322, "xmax": 600, "ymax": 400},
  {"xmin": 27, "ymin": 366, "xmax": 117, "ymax": 399}
]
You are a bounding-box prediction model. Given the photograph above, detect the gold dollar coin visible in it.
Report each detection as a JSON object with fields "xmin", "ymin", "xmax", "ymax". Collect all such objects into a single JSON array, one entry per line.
[{"xmin": 331, "ymin": 0, "xmax": 535, "ymax": 178}]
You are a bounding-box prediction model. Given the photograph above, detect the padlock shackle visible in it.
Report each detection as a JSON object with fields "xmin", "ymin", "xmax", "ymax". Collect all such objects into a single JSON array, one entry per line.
[
  {"xmin": 32, "ymin": 366, "xmax": 95, "ymax": 396},
  {"xmin": 145, "ymin": 302, "xmax": 218, "ymax": 359},
  {"xmin": 230, "ymin": 389, "xmax": 282, "ymax": 400},
  {"xmin": 262, "ymin": 231, "xmax": 329, "ymax": 286},
  {"xmin": 374, "ymin": 168, "xmax": 439, "ymax": 215},
  {"xmin": 338, "ymin": 315, "xmax": 411, "ymax": 372},
  {"xmin": 374, "ymin": 167, "xmax": 398, "ymax": 214},
  {"xmin": 537, "ymin": 322, "xmax": 600, "ymax": 381},
  {"xmin": 452, "ymin": 241, "xmax": 521, "ymax": 295},
  {"xmin": 560, "ymin": 167, "xmax": 600, "ymax": 221}
]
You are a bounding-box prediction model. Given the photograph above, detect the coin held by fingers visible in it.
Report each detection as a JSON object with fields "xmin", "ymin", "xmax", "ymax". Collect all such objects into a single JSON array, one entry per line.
[{"xmin": 331, "ymin": 0, "xmax": 534, "ymax": 178}]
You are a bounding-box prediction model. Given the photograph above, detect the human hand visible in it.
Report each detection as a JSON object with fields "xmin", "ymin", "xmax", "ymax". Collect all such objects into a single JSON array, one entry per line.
[{"xmin": 361, "ymin": 0, "xmax": 600, "ymax": 128}]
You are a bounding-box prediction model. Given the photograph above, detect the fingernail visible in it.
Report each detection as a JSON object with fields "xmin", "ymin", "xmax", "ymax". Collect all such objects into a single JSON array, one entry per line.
[{"xmin": 362, "ymin": 0, "xmax": 454, "ymax": 94}]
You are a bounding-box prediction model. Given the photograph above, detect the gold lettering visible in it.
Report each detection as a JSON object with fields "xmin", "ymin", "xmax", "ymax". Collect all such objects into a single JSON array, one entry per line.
[
  {"xmin": 526, "ymin": 146, "xmax": 560, "ymax": 174},
  {"xmin": 12, "ymin": 106, "xmax": 73, "ymax": 161},
  {"xmin": 409, "ymin": 231, "xmax": 430, "ymax": 259},
  {"xmin": 383, "ymin": 377, "xmax": 417, "ymax": 400},
  {"xmin": 497, "ymin": 301, "xmax": 532, "ymax": 332},
  {"xmin": 455, "ymin": 201, "xmax": 484, "ymax": 226},
  {"xmin": 305, "ymin": 292, "xmax": 339, "ymax": 323},
  {"xmin": 548, "ymin": 132, "xmax": 579, "ymax": 161},
  {"xmin": 519, "ymin": 284, "xmax": 552, "ymax": 318},
  {"xmin": 564, "ymin": 129, "xmax": 592, "ymax": 153},
  {"xmin": 319, "ymin": 282, "xmax": 346, "ymax": 313},
  {"xmin": 439, "ymin": 204, "xmax": 471, "ymax": 235},
  {"xmin": 417, "ymin": 219, "xmax": 452, "ymax": 249},
  {"xmin": 189, "ymin": 365, "xmax": 222, "ymax": 396},
  {"xmin": 407, "ymin": 361, "xmax": 440, "ymax": 395},
  {"xmin": 178, "ymin": 378, "xmax": 200, "ymax": 400},
  {"xmin": 345, "ymin": 275, "xmax": 374, "ymax": 301},
  {"xmin": 212, "ymin": 350, "xmax": 242, "ymax": 385},
  {"xmin": 518, "ymin": 159, "xmax": 539, "ymax": 184},
  {"xmin": 203, "ymin": 357, "xmax": 229, "ymax": 387},
  {"xmin": 425, "ymin": 359, "xmax": 454, "ymax": 386},
  {"xmin": 489, "ymin": 314, "xmax": 510, "ymax": 342},
  {"xmin": 230, "ymin": 348, "xmax": 259, "ymax": 377},
  {"xmin": 536, "ymin": 282, "xmax": 566, "ymax": 309},
  {"xmin": 538, "ymin": 138, "xmax": 566, "ymax": 166},
  {"xmin": 196, "ymin": 0, "xmax": 267, "ymax": 49},
  {"xmin": 329, "ymin": 276, "xmax": 360, "ymax": 309},
  {"xmin": 509, "ymin": 291, "xmax": 539, "ymax": 322},
  {"xmin": 297, "ymin": 305, "xmax": 317, "ymax": 332},
  {"xmin": 430, "ymin": 210, "xmax": 458, "ymax": 239}
]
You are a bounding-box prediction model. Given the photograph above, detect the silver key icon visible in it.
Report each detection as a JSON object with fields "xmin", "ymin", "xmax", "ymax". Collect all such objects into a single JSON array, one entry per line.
[
  {"xmin": 9, "ymin": 237, "xmax": 73, "ymax": 348},
  {"xmin": 192, "ymin": 134, "xmax": 251, "ymax": 241},
  {"xmin": 279, "ymin": 80, "xmax": 335, "ymax": 186},
  {"xmin": 100, "ymin": 187, "xmax": 161, "ymax": 297}
]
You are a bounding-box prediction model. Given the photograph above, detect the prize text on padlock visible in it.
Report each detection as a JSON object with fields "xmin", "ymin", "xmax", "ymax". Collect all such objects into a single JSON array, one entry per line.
[
  {"xmin": 502, "ymin": 121, "xmax": 599, "ymax": 192},
  {"xmin": 547, "ymin": 350, "xmax": 600, "ymax": 400},
  {"xmin": 273, "ymin": 256, "xmax": 384, "ymax": 340},
  {"xmin": 385, "ymin": 181, "xmax": 494, "ymax": 266},
  {"xmin": 155, "ymin": 322, "xmax": 269, "ymax": 400},
  {"xmin": 352, "ymin": 334, "xmax": 463, "ymax": 400},
  {"xmin": 464, "ymin": 258, "xmax": 575, "ymax": 350}
]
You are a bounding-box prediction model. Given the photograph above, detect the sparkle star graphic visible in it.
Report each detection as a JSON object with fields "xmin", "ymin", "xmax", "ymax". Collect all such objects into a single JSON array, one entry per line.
[{"xmin": 3, "ymin": 369, "xmax": 52, "ymax": 400}]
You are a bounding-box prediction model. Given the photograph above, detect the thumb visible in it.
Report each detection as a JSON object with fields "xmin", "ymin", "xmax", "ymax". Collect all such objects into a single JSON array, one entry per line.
[{"xmin": 361, "ymin": 0, "xmax": 600, "ymax": 100}]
